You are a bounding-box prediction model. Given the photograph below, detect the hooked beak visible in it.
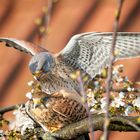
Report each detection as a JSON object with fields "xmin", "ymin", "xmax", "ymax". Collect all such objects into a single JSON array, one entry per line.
[
  {"xmin": 33, "ymin": 70, "xmax": 42, "ymax": 78},
  {"xmin": 33, "ymin": 98, "xmax": 41, "ymax": 108}
]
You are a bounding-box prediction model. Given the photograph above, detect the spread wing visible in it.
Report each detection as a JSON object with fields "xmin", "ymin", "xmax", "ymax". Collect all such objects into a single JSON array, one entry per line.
[
  {"xmin": 58, "ymin": 32, "xmax": 140, "ymax": 78},
  {"xmin": 0, "ymin": 38, "xmax": 47, "ymax": 56}
]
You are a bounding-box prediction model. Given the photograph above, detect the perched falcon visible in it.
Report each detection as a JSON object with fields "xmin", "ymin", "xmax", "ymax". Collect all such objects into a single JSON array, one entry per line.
[
  {"xmin": 0, "ymin": 32, "xmax": 140, "ymax": 137},
  {"xmin": 25, "ymin": 89, "xmax": 87, "ymax": 133}
]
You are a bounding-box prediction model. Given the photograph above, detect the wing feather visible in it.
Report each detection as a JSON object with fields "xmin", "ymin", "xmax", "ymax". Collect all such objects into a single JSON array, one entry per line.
[
  {"xmin": 58, "ymin": 32, "xmax": 140, "ymax": 78},
  {"xmin": 0, "ymin": 38, "xmax": 47, "ymax": 55}
]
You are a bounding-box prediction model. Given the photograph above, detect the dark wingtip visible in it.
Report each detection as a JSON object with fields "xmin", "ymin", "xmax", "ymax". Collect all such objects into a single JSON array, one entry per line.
[
  {"xmin": 0, "ymin": 40, "xmax": 10, "ymax": 47},
  {"xmin": 5, "ymin": 43, "xmax": 11, "ymax": 47},
  {"xmin": 0, "ymin": 39, "xmax": 11, "ymax": 47}
]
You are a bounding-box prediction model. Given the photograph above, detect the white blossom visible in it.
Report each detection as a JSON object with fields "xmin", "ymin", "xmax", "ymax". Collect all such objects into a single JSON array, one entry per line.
[
  {"xmin": 94, "ymin": 81, "xmax": 100, "ymax": 89},
  {"xmin": 127, "ymin": 87, "xmax": 132, "ymax": 92},
  {"xmin": 88, "ymin": 98, "xmax": 97, "ymax": 107},
  {"xmin": 112, "ymin": 68, "xmax": 119, "ymax": 75},
  {"xmin": 10, "ymin": 106, "xmax": 35, "ymax": 135},
  {"xmin": 87, "ymin": 90, "xmax": 97, "ymax": 107},
  {"xmin": 116, "ymin": 77, "xmax": 123, "ymax": 83},
  {"xmin": 87, "ymin": 90, "xmax": 94, "ymax": 98},
  {"xmin": 27, "ymin": 80, "xmax": 34, "ymax": 86},
  {"xmin": 31, "ymin": 89, "xmax": 35, "ymax": 93},
  {"xmin": 110, "ymin": 96, "xmax": 125, "ymax": 108},
  {"xmin": 133, "ymin": 96, "xmax": 140, "ymax": 108},
  {"xmin": 0, "ymin": 130, "xmax": 4, "ymax": 138},
  {"xmin": 117, "ymin": 64, "xmax": 124, "ymax": 69},
  {"xmin": 124, "ymin": 76, "xmax": 129, "ymax": 82},
  {"xmin": 90, "ymin": 108, "xmax": 99, "ymax": 114},
  {"xmin": 100, "ymin": 97, "xmax": 107, "ymax": 113},
  {"xmin": 25, "ymin": 92, "xmax": 32, "ymax": 99},
  {"xmin": 33, "ymin": 76, "xmax": 37, "ymax": 80},
  {"xmin": 119, "ymin": 92, "xmax": 125, "ymax": 98},
  {"xmin": 124, "ymin": 106, "xmax": 134, "ymax": 116}
]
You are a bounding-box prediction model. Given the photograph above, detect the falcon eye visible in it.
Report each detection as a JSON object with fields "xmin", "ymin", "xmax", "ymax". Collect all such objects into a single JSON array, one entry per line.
[
  {"xmin": 42, "ymin": 97, "xmax": 49, "ymax": 102},
  {"xmin": 42, "ymin": 60, "xmax": 52, "ymax": 72}
]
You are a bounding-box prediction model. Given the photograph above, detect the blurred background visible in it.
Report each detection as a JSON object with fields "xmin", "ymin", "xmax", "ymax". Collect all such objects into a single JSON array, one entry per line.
[{"xmin": 0, "ymin": 0, "xmax": 139, "ymax": 139}]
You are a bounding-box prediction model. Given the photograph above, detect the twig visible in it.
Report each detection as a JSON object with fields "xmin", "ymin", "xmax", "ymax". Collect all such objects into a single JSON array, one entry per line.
[
  {"xmin": 112, "ymin": 88, "xmax": 140, "ymax": 93},
  {"xmin": 44, "ymin": 0, "xmax": 52, "ymax": 32},
  {"xmin": 77, "ymin": 72, "xmax": 94, "ymax": 140},
  {"xmin": 42, "ymin": 132, "xmax": 57, "ymax": 140},
  {"xmin": 0, "ymin": 104, "xmax": 24, "ymax": 115},
  {"xmin": 38, "ymin": 0, "xmax": 53, "ymax": 44},
  {"xmin": 103, "ymin": 0, "xmax": 124, "ymax": 140},
  {"xmin": 111, "ymin": 116, "xmax": 140, "ymax": 131}
]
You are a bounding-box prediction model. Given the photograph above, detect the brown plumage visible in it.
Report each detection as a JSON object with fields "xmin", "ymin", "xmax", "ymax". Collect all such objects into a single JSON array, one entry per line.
[{"xmin": 26, "ymin": 90, "xmax": 87, "ymax": 132}]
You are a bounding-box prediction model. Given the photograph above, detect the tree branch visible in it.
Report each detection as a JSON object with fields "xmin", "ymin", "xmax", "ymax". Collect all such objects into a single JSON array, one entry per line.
[
  {"xmin": 37, "ymin": 0, "xmax": 53, "ymax": 45},
  {"xmin": 0, "ymin": 104, "xmax": 24, "ymax": 115},
  {"xmin": 47, "ymin": 114, "xmax": 140, "ymax": 140},
  {"xmin": 104, "ymin": 0, "xmax": 124, "ymax": 139},
  {"xmin": 0, "ymin": 104, "xmax": 139, "ymax": 140},
  {"xmin": 112, "ymin": 88, "xmax": 140, "ymax": 93}
]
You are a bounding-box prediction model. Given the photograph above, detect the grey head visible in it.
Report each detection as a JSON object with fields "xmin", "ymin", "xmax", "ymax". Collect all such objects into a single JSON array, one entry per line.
[{"xmin": 29, "ymin": 52, "xmax": 54, "ymax": 75}]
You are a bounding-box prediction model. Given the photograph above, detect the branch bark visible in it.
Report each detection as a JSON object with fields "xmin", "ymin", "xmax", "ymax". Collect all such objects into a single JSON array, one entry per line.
[
  {"xmin": 0, "ymin": 104, "xmax": 139, "ymax": 140},
  {"xmin": 104, "ymin": 0, "xmax": 124, "ymax": 139},
  {"xmin": 0, "ymin": 104, "xmax": 24, "ymax": 115},
  {"xmin": 43, "ymin": 114, "xmax": 140, "ymax": 140}
]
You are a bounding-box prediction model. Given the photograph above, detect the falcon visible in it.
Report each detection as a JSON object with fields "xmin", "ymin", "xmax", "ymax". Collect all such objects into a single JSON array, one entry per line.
[
  {"xmin": 0, "ymin": 32, "xmax": 140, "ymax": 136},
  {"xmin": 25, "ymin": 89, "xmax": 87, "ymax": 133},
  {"xmin": 0, "ymin": 32, "xmax": 140, "ymax": 95}
]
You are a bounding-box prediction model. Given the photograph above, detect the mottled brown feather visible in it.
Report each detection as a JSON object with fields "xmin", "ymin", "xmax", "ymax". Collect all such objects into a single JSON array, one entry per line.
[{"xmin": 26, "ymin": 92, "xmax": 87, "ymax": 132}]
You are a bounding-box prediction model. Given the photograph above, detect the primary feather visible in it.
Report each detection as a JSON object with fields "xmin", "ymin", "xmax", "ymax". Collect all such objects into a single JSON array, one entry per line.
[
  {"xmin": 59, "ymin": 32, "xmax": 140, "ymax": 78},
  {"xmin": 0, "ymin": 38, "xmax": 46, "ymax": 55}
]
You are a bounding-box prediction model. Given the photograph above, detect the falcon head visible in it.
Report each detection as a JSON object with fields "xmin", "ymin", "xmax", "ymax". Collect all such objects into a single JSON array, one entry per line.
[{"xmin": 29, "ymin": 52, "xmax": 54, "ymax": 77}]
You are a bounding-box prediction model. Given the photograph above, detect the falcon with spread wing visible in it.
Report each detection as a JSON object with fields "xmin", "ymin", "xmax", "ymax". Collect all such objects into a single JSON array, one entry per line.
[
  {"xmin": 0, "ymin": 32, "xmax": 140, "ymax": 135},
  {"xmin": 0, "ymin": 32, "xmax": 140, "ymax": 95}
]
